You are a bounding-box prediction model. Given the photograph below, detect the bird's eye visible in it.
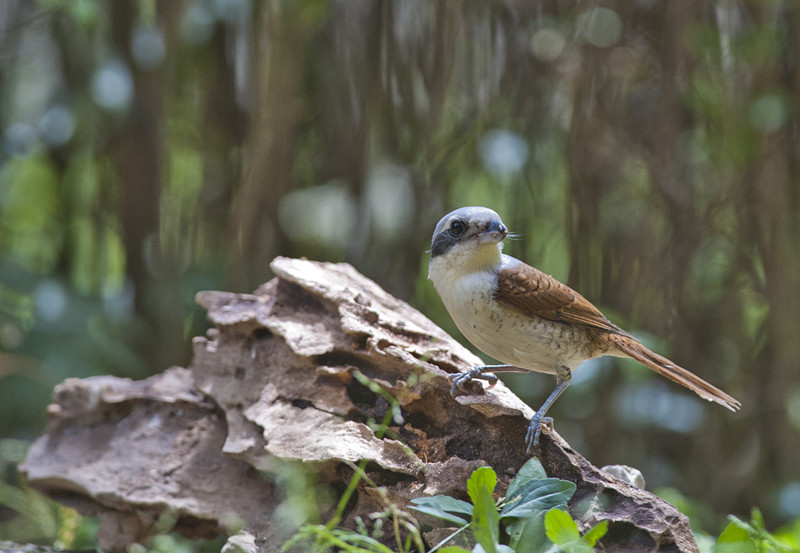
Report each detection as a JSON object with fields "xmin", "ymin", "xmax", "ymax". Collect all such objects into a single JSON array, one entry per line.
[{"xmin": 450, "ymin": 220, "xmax": 466, "ymax": 236}]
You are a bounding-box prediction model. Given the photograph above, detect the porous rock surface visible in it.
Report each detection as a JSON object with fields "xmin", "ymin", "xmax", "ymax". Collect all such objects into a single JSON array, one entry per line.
[{"xmin": 21, "ymin": 257, "xmax": 698, "ymax": 553}]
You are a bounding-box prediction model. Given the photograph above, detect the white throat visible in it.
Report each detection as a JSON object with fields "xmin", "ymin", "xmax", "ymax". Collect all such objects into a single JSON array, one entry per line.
[{"xmin": 428, "ymin": 241, "xmax": 504, "ymax": 294}]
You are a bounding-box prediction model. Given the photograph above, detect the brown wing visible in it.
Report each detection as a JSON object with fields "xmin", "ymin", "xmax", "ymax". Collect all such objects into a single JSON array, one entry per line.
[
  {"xmin": 495, "ymin": 262, "xmax": 626, "ymax": 335},
  {"xmin": 495, "ymin": 262, "xmax": 742, "ymax": 411}
]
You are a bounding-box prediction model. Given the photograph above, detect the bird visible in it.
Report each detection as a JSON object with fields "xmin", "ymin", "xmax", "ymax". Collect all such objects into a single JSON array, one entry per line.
[{"xmin": 427, "ymin": 206, "xmax": 740, "ymax": 452}]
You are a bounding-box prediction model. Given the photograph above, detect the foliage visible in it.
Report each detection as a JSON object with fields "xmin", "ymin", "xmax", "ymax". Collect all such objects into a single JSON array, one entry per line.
[
  {"xmin": 409, "ymin": 458, "xmax": 607, "ymax": 553},
  {"xmin": 711, "ymin": 508, "xmax": 800, "ymax": 553},
  {"xmin": 0, "ymin": 438, "xmax": 96, "ymax": 548},
  {"xmin": 0, "ymin": 478, "xmax": 97, "ymax": 548},
  {"xmin": 278, "ymin": 457, "xmax": 428, "ymax": 553}
]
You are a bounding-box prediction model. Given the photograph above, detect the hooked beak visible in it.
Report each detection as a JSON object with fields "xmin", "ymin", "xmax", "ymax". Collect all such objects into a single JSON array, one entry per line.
[{"xmin": 476, "ymin": 220, "xmax": 508, "ymax": 245}]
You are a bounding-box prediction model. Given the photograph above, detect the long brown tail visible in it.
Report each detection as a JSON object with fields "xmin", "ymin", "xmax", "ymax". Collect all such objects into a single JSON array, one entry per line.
[{"xmin": 611, "ymin": 335, "xmax": 741, "ymax": 412}]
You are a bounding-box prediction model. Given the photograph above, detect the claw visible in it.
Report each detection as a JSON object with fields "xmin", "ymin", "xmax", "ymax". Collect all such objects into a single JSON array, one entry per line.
[
  {"xmin": 525, "ymin": 412, "xmax": 554, "ymax": 453},
  {"xmin": 447, "ymin": 366, "xmax": 497, "ymax": 397}
]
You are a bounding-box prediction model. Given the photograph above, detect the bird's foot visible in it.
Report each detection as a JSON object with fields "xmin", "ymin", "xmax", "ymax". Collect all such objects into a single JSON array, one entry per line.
[
  {"xmin": 448, "ymin": 367, "xmax": 498, "ymax": 397},
  {"xmin": 525, "ymin": 412, "xmax": 554, "ymax": 453}
]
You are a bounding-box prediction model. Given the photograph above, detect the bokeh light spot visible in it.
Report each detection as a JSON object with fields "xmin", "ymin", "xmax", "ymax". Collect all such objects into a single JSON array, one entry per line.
[
  {"xmin": 478, "ymin": 129, "xmax": 529, "ymax": 176},
  {"xmin": 91, "ymin": 60, "xmax": 134, "ymax": 111},
  {"xmin": 131, "ymin": 24, "xmax": 166, "ymax": 71},
  {"xmin": 278, "ymin": 182, "xmax": 356, "ymax": 250},
  {"xmin": 212, "ymin": 0, "xmax": 251, "ymax": 24},
  {"xmin": 35, "ymin": 280, "xmax": 67, "ymax": 322},
  {"xmin": 531, "ymin": 28, "xmax": 566, "ymax": 62},
  {"xmin": 39, "ymin": 105, "xmax": 76, "ymax": 146},
  {"xmin": 614, "ymin": 382, "xmax": 704, "ymax": 433},
  {"xmin": 365, "ymin": 162, "xmax": 414, "ymax": 240},
  {"xmin": 4, "ymin": 123, "xmax": 37, "ymax": 156},
  {"xmin": 777, "ymin": 482, "xmax": 800, "ymax": 519},
  {"xmin": 749, "ymin": 93, "xmax": 787, "ymax": 133},
  {"xmin": 578, "ymin": 7, "xmax": 622, "ymax": 48},
  {"xmin": 181, "ymin": 4, "xmax": 216, "ymax": 44}
]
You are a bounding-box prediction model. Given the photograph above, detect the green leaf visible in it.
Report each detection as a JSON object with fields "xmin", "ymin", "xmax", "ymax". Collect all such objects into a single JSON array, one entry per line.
[
  {"xmin": 504, "ymin": 457, "xmax": 547, "ymax": 501},
  {"xmin": 437, "ymin": 547, "xmax": 473, "ymax": 553},
  {"xmin": 724, "ymin": 510, "xmax": 793, "ymax": 553},
  {"xmin": 582, "ymin": 520, "xmax": 608, "ymax": 546},
  {"xmin": 501, "ymin": 459, "xmax": 577, "ymax": 553},
  {"xmin": 467, "ymin": 467, "xmax": 500, "ymax": 553},
  {"xmin": 750, "ymin": 508, "xmax": 765, "ymax": 530},
  {"xmin": 499, "ymin": 478, "xmax": 576, "ymax": 519},
  {"xmin": 409, "ymin": 496, "xmax": 473, "ymax": 526},
  {"xmin": 505, "ymin": 512, "xmax": 550, "ymax": 553},
  {"xmin": 466, "ymin": 466, "xmax": 498, "ymax": 506},
  {"xmin": 544, "ymin": 508, "xmax": 580, "ymax": 545},
  {"xmin": 715, "ymin": 521, "xmax": 756, "ymax": 553}
]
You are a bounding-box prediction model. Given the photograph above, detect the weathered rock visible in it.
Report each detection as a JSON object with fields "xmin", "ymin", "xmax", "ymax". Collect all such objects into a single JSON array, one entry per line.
[{"xmin": 21, "ymin": 256, "xmax": 699, "ymax": 553}]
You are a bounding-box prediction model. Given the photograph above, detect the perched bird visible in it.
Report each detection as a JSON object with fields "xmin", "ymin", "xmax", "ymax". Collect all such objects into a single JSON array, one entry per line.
[{"xmin": 428, "ymin": 206, "xmax": 740, "ymax": 452}]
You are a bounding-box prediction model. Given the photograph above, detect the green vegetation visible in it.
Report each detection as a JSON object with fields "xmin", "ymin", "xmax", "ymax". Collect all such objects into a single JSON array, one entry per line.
[
  {"xmin": 409, "ymin": 459, "xmax": 600, "ymax": 553},
  {"xmin": 6, "ymin": 439, "xmax": 800, "ymax": 552}
]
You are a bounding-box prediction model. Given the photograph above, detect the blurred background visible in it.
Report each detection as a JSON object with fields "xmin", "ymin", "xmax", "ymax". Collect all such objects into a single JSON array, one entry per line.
[{"xmin": 1, "ymin": 0, "xmax": 799, "ymax": 545}]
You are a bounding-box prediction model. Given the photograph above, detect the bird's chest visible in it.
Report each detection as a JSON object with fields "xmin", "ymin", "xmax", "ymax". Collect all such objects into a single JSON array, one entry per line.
[{"xmin": 437, "ymin": 273, "xmax": 595, "ymax": 372}]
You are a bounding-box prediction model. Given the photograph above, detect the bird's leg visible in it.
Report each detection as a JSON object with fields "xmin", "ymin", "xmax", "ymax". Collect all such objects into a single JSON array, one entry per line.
[
  {"xmin": 448, "ymin": 364, "xmax": 524, "ymax": 396},
  {"xmin": 526, "ymin": 366, "xmax": 572, "ymax": 453}
]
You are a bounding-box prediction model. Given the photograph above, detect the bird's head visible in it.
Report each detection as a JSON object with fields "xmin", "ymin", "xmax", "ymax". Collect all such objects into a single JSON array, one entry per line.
[{"xmin": 428, "ymin": 206, "xmax": 509, "ymax": 277}]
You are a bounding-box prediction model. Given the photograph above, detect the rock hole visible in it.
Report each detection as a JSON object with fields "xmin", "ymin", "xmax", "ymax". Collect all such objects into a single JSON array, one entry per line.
[
  {"xmin": 427, "ymin": 359, "xmax": 460, "ymax": 374},
  {"xmin": 445, "ymin": 436, "xmax": 482, "ymax": 461},
  {"xmin": 353, "ymin": 333, "xmax": 369, "ymax": 351},
  {"xmin": 404, "ymin": 411, "xmax": 434, "ymax": 433},
  {"xmin": 346, "ymin": 378, "xmax": 380, "ymax": 408},
  {"xmin": 376, "ymin": 339, "xmax": 392, "ymax": 351},
  {"xmin": 252, "ymin": 328, "xmax": 272, "ymax": 340},
  {"xmin": 316, "ymin": 351, "xmax": 372, "ymax": 372}
]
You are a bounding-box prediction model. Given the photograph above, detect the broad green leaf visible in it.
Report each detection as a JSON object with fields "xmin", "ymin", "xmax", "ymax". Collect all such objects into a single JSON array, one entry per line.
[
  {"xmin": 500, "ymin": 478, "xmax": 576, "ymax": 519},
  {"xmin": 715, "ymin": 521, "xmax": 756, "ymax": 553},
  {"xmin": 506, "ymin": 512, "xmax": 550, "ymax": 553},
  {"xmin": 466, "ymin": 466, "xmax": 498, "ymax": 505},
  {"xmin": 437, "ymin": 547, "xmax": 473, "ymax": 553},
  {"xmin": 470, "ymin": 492, "xmax": 500, "ymax": 553},
  {"xmin": 409, "ymin": 496, "xmax": 473, "ymax": 526},
  {"xmin": 505, "ymin": 457, "xmax": 548, "ymax": 501},
  {"xmin": 467, "ymin": 467, "xmax": 500, "ymax": 553},
  {"xmin": 544, "ymin": 508, "xmax": 580, "ymax": 546}
]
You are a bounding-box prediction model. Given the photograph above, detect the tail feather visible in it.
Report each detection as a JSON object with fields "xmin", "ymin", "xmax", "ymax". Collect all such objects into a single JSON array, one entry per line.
[{"xmin": 611, "ymin": 335, "xmax": 741, "ymax": 412}]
